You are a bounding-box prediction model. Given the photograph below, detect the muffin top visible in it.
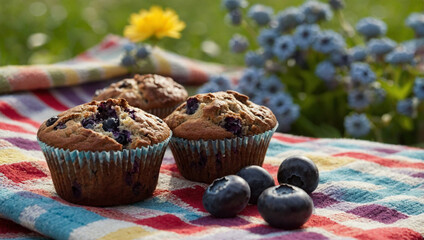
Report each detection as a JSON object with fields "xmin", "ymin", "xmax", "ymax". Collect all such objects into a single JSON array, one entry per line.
[
  {"xmin": 164, "ymin": 91, "xmax": 277, "ymax": 140},
  {"xmin": 93, "ymin": 74, "xmax": 188, "ymax": 110},
  {"xmin": 37, "ymin": 98, "xmax": 171, "ymax": 151}
]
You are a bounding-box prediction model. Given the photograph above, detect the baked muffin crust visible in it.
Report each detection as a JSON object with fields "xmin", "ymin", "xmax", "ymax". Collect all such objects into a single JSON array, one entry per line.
[
  {"xmin": 165, "ymin": 91, "xmax": 277, "ymax": 140},
  {"xmin": 93, "ymin": 74, "xmax": 188, "ymax": 110},
  {"xmin": 37, "ymin": 98, "xmax": 171, "ymax": 151}
]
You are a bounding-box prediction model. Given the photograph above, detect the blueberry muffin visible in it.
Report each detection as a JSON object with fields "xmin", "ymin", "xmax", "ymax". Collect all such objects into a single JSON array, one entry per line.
[
  {"xmin": 37, "ymin": 98, "xmax": 171, "ymax": 206},
  {"xmin": 164, "ymin": 90, "xmax": 277, "ymax": 183},
  {"xmin": 93, "ymin": 74, "xmax": 188, "ymax": 119}
]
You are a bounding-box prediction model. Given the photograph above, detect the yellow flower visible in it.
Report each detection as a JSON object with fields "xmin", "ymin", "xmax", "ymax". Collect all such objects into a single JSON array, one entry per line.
[{"xmin": 124, "ymin": 6, "xmax": 186, "ymax": 42}]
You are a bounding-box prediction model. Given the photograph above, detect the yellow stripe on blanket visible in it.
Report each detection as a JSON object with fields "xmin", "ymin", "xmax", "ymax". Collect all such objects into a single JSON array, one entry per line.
[
  {"xmin": 62, "ymin": 68, "xmax": 81, "ymax": 85},
  {"xmin": 102, "ymin": 65, "xmax": 128, "ymax": 79},
  {"xmin": 305, "ymin": 154, "xmax": 355, "ymax": 171},
  {"xmin": 0, "ymin": 148, "xmax": 39, "ymax": 164},
  {"xmin": 98, "ymin": 227, "xmax": 152, "ymax": 240}
]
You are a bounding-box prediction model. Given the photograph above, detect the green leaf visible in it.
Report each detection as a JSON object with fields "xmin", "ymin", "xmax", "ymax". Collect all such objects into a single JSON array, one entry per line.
[
  {"xmin": 398, "ymin": 79, "xmax": 414, "ymax": 99},
  {"xmin": 379, "ymin": 80, "xmax": 402, "ymax": 100},
  {"xmin": 314, "ymin": 123, "xmax": 342, "ymax": 138},
  {"xmin": 397, "ymin": 115, "xmax": 414, "ymax": 131}
]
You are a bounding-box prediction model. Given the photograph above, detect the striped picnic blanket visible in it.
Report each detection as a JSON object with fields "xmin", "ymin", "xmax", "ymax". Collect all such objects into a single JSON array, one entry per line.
[
  {"xmin": 0, "ymin": 34, "xmax": 239, "ymax": 94},
  {"xmin": 0, "ymin": 79, "xmax": 423, "ymax": 240}
]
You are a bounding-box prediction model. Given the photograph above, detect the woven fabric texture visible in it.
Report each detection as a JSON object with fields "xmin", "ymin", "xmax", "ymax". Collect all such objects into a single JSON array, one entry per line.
[
  {"xmin": 0, "ymin": 79, "xmax": 423, "ymax": 240},
  {"xmin": 0, "ymin": 34, "xmax": 240, "ymax": 94}
]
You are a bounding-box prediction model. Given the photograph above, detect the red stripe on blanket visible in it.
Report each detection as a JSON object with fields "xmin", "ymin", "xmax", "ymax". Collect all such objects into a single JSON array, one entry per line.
[
  {"xmin": 32, "ymin": 90, "xmax": 69, "ymax": 111},
  {"xmin": 272, "ymin": 133, "xmax": 316, "ymax": 143},
  {"xmin": 0, "ymin": 122, "xmax": 36, "ymax": 134},
  {"xmin": 0, "ymin": 101, "xmax": 40, "ymax": 128},
  {"xmin": 135, "ymin": 214, "xmax": 206, "ymax": 234},
  {"xmin": 99, "ymin": 39, "xmax": 119, "ymax": 50},
  {"xmin": 333, "ymin": 152, "xmax": 424, "ymax": 170},
  {"xmin": 306, "ymin": 214, "xmax": 422, "ymax": 240},
  {"xmin": 0, "ymin": 162, "xmax": 47, "ymax": 183}
]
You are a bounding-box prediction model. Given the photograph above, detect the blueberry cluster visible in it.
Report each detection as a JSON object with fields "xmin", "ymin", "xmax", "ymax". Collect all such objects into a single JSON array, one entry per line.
[
  {"xmin": 202, "ymin": 156, "xmax": 319, "ymax": 229},
  {"xmin": 120, "ymin": 42, "xmax": 151, "ymax": 68},
  {"xmin": 81, "ymin": 102, "xmax": 132, "ymax": 146}
]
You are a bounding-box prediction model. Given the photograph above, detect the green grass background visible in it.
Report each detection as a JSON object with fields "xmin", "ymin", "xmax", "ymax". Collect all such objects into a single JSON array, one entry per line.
[{"xmin": 0, "ymin": 0, "xmax": 422, "ymax": 66}]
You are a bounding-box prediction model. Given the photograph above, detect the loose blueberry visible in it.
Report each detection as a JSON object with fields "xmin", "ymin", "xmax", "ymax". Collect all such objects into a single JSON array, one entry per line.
[
  {"xmin": 222, "ymin": 117, "xmax": 242, "ymax": 136},
  {"xmin": 202, "ymin": 175, "xmax": 250, "ymax": 218},
  {"xmin": 277, "ymin": 156, "xmax": 319, "ymax": 193},
  {"xmin": 257, "ymin": 184, "xmax": 313, "ymax": 229},
  {"xmin": 46, "ymin": 116, "xmax": 59, "ymax": 127},
  {"xmin": 114, "ymin": 130, "xmax": 132, "ymax": 145},
  {"xmin": 81, "ymin": 118, "xmax": 95, "ymax": 129},
  {"xmin": 236, "ymin": 165, "xmax": 275, "ymax": 204},
  {"xmin": 186, "ymin": 97, "xmax": 199, "ymax": 115},
  {"xmin": 54, "ymin": 122, "xmax": 67, "ymax": 130},
  {"xmin": 102, "ymin": 118, "xmax": 119, "ymax": 132}
]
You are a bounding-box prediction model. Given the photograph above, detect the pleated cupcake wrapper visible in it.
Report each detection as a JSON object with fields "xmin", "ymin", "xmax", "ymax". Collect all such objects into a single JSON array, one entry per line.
[
  {"xmin": 169, "ymin": 124, "xmax": 278, "ymax": 183},
  {"xmin": 146, "ymin": 104, "xmax": 181, "ymax": 119},
  {"xmin": 37, "ymin": 134, "xmax": 171, "ymax": 206}
]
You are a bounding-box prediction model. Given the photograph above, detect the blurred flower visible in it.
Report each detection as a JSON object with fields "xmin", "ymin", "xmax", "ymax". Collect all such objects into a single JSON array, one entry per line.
[
  {"xmin": 257, "ymin": 29, "xmax": 278, "ymax": 50},
  {"xmin": 385, "ymin": 48, "xmax": 414, "ymax": 65},
  {"xmin": 230, "ymin": 34, "xmax": 249, "ymax": 53},
  {"xmin": 350, "ymin": 46, "xmax": 367, "ymax": 61},
  {"xmin": 260, "ymin": 75, "xmax": 285, "ymax": 95},
  {"xmin": 268, "ymin": 93, "xmax": 294, "ymax": 114},
  {"xmin": 356, "ymin": 17, "xmax": 387, "ymax": 39},
  {"xmin": 197, "ymin": 82, "xmax": 222, "ymax": 94},
  {"xmin": 328, "ymin": 0, "xmax": 344, "ymax": 10},
  {"xmin": 367, "ymin": 37, "xmax": 396, "ymax": 56},
  {"xmin": 275, "ymin": 104, "xmax": 300, "ymax": 130},
  {"xmin": 123, "ymin": 43, "xmax": 136, "ymax": 52},
  {"xmin": 371, "ymin": 85, "xmax": 386, "ymax": 103},
  {"xmin": 313, "ymin": 30, "xmax": 345, "ymax": 54},
  {"xmin": 348, "ymin": 89, "xmax": 370, "ymax": 110},
  {"xmin": 293, "ymin": 24, "xmax": 320, "ymax": 50},
  {"xmin": 262, "ymin": 49, "xmax": 274, "ymax": 60},
  {"xmin": 245, "ymin": 51, "xmax": 265, "ymax": 67},
  {"xmin": 413, "ymin": 77, "xmax": 424, "ymax": 100},
  {"xmin": 315, "ymin": 61, "xmax": 335, "ymax": 82},
  {"xmin": 406, "ymin": 13, "xmax": 424, "ymax": 37},
  {"xmin": 135, "ymin": 45, "xmax": 151, "ymax": 59},
  {"xmin": 397, "ymin": 98, "xmax": 417, "ymax": 117},
  {"xmin": 274, "ymin": 7, "xmax": 304, "ymax": 32},
  {"xmin": 209, "ymin": 75, "xmax": 233, "ymax": 90},
  {"xmin": 248, "ymin": 4, "xmax": 273, "ymax": 26},
  {"xmin": 273, "ymin": 35, "xmax": 296, "ymax": 61},
  {"xmin": 250, "ymin": 93, "xmax": 270, "ymax": 105},
  {"xmin": 300, "ymin": 0, "xmax": 333, "ymax": 23},
  {"xmin": 237, "ymin": 68, "xmax": 264, "ymax": 93},
  {"xmin": 350, "ymin": 62, "xmax": 376, "ymax": 85},
  {"xmin": 124, "ymin": 6, "xmax": 185, "ymax": 42},
  {"xmin": 344, "ymin": 113, "xmax": 371, "ymax": 137},
  {"xmin": 222, "ymin": 0, "xmax": 247, "ymax": 11},
  {"xmin": 227, "ymin": 9, "xmax": 242, "ymax": 25},
  {"xmin": 121, "ymin": 54, "xmax": 136, "ymax": 66},
  {"xmin": 331, "ymin": 49, "xmax": 352, "ymax": 67}
]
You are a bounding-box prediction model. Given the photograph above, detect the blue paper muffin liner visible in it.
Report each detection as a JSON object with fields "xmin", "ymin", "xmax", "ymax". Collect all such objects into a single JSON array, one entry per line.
[
  {"xmin": 37, "ymin": 134, "xmax": 171, "ymax": 206},
  {"xmin": 169, "ymin": 124, "xmax": 278, "ymax": 183}
]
